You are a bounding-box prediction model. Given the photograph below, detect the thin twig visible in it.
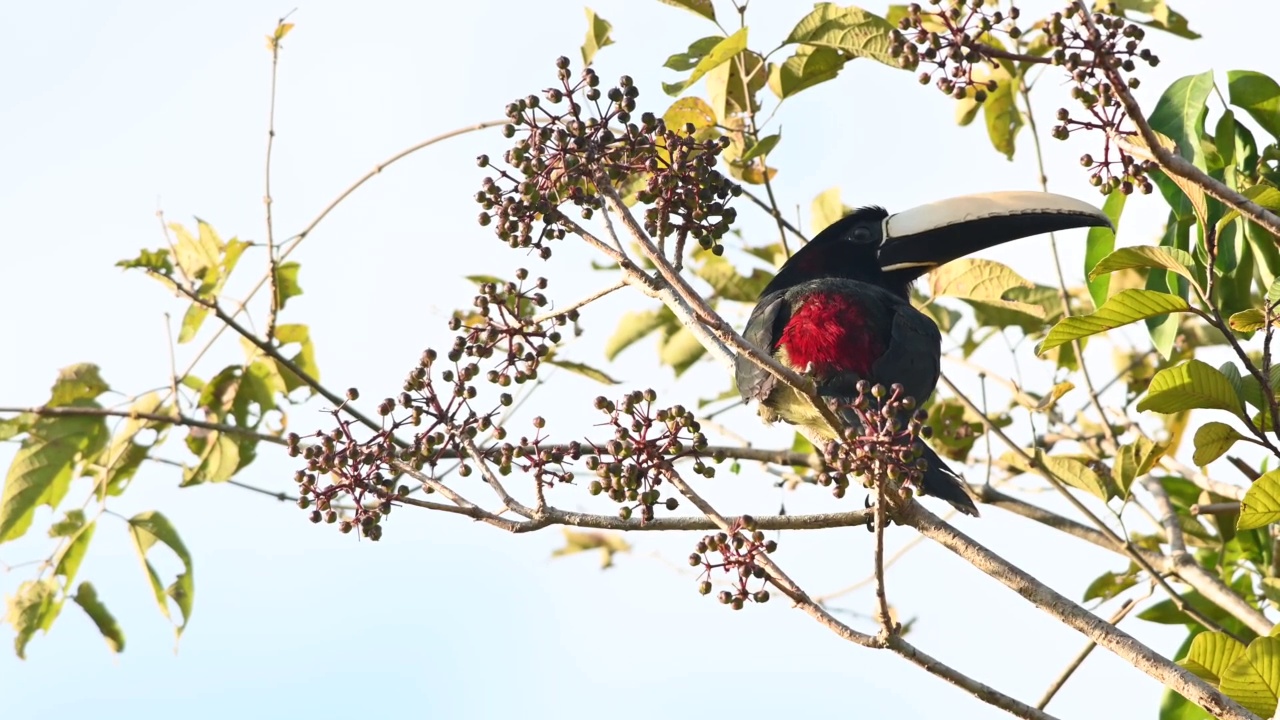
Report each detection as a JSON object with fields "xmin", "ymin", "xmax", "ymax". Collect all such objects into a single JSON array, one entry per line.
[
  {"xmin": 529, "ymin": 280, "xmax": 626, "ymax": 323},
  {"xmin": 1035, "ymin": 596, "xmax": 1142, "ymax": 710},
  {"xmin": 263, "ymin": 15, "xmax": 290, "ymax": 341},
  {"xmin": 739, "ymin": 187, "xmax": 809, "ymax": 244},
  {"xmin": 941, "ymin": 373, "xmax": 1258, "ymax": 638}
]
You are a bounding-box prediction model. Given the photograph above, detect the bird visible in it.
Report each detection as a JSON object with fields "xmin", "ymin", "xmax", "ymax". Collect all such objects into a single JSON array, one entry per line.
[{"xmin": 735, "ymin": 191, "xmax": 1113, "ymax": 516}]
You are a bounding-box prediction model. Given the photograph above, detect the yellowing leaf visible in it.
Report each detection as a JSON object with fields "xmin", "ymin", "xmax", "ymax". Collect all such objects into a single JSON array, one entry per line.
[
  {"xmin": 551, "ymin": 528, "xmax": 632, "ymax": 569},
  {"xmin": 658, "ymin": 0, "xmax": 715, "ymax": 21},
  {"xmin": 811, "ymin": 187, "xmax": 852, "ymax": 234},
  {"xmin": 580, "ymin": 8, "xmax": 614, "ymax": 66},
  {"xmin": 1089, "ymin": 246, "xmax": 1199, "ymax": 286},
  {"xmin": 1037, "ymin": 450, "xmax": 1111, "ymax": 501},
  {"xmin": 604, "ymin": 308, "xmax": 670, "ymax": 360},
  {"xmin": 663, "ymin": 29, "xmax": 747, "ymax": 96},
  {"xmin": 1239, "ymin": 470, "xmax": 1280, "ymax": 530},
  {"xmin": 1179, "ymin": 631, "xmax": 1246, "ymax": 684},
  {"xmin": 1219, "ymin": 637, "xmax": 1280, "ymax": 717},
  {"xmin": 1192, "ymin": 422, "xmax": 1244, "ymax": 466}
]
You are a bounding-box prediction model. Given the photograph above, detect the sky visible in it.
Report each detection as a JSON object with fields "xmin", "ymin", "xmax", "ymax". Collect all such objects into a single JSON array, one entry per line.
[{"xmin": 0, "ymin": 1, "xmax": 1272, "ymax": 719}]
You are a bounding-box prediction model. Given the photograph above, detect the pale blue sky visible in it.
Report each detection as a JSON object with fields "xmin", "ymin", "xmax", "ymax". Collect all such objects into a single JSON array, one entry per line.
[{"xmin": 0, "ymin": 2, "xmax": 1269, "ymax": 718}]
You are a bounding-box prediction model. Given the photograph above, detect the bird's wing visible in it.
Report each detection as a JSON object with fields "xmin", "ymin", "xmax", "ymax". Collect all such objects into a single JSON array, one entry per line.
[
  {"xmin": 735, "ymin": 292, "xmax": 790, "ymax": 403},
  {"xmin": 870, "ymin": 302, "xmax": 942, "ymax": 407}
]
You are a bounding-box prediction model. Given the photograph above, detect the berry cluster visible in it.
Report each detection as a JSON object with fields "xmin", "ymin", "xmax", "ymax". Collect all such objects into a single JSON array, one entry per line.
[
  {"xmin": 890, "ymin": 0, "xmax": 1026, "ymax": 101},
  {"xmin": 818, "ymin": 382, "xmax": 930, "ymax": 504},
  {"xmin": 291, "ymin": 270, "xmax": 576, "ymax": 538},
  {"xmin": 892, "ymin": 2, "xmax": 1164, "ymax": 195},
  {"xmin": 688, "ymin": 516, "xmax": 778, "ymax": 610},
  {"xmin": 1045, "ymin": 6, "xmax": 1162, "ymax": 195},
  {"xmin": 476, "ymin": 56, "xmax": 741, "ymax": 259},
  {"xmin": 585, "ymin": 389, "xmax": 713, "ymax": 522}
]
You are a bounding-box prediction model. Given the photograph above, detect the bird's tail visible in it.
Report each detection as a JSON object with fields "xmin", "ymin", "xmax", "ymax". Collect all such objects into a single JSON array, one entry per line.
[{"xmin": 917, "ymin": 445, "xmax": 980, "ymax": 517}]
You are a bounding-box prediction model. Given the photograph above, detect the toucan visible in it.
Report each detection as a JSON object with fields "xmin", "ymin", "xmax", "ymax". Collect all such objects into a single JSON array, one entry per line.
[{"xmin": 735, "ymin": 191, "xmax": 1113, "ymax": 516}]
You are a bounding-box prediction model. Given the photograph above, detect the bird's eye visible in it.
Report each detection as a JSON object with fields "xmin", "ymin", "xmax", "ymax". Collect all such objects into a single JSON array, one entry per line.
[{"xmin": 852, "ymin": 227, "xmax": 873, "ymax": 243}]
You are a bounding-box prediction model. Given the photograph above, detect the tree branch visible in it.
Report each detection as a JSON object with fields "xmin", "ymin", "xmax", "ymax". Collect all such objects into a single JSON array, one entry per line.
[{"xmin": 899, "ymin": 501, "xmax": 1256, "ymax": 720}]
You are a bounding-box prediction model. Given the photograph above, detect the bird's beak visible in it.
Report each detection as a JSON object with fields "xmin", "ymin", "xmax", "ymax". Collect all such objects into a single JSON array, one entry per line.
[{"xmin": 877, "ymin": 191, "xmax": 1113, "ymax": 273}]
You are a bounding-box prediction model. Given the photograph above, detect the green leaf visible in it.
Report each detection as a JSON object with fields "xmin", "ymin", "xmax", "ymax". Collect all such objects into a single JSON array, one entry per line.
[
  {"xmin": 663, "ymin": 36, "xmax": 722, "ymax": 72},
  {"xmin": 49, "ymin": 364, "xmax": 110, "ymax": 407},
  {"xmin": 1239, "ymin": 470, "xmax": 1280, "ymax": 530},
  {"xmin": 658, "ymin": 0, "xmax": 715, "ymax": 21},
  {"xmin": 784, "ymin": 4, "xmax": 897, "ymax": 67},
  {"xmin": 53, "ymin": 521, "xmax": 96, "ymax": 589},
  {"xmin": 663, "ymin": 28, "xmax": 747, "ymax": 96},
  {"xmin": 181, "ymin": 431, "xmax": 241, "ymax": 486},
  {"xmin": 580, "ymin": 8, "xmax": 614, "ymax": 66},
  {"xmin": 127, "ymin": 511, "xmax": 194, "ymax": 640},
  {"xmin": 1083, "ymin": 564, "xmax": 1140, "ymax": 601},
  {"xmin": 0, "ymin": 413, "xmax": 34, "ymax": 442},
  {"xmin": 1089, "ymin": 246, "xmax": 1198, "ymax": 287},
  {"xmin": 272, "ymin": 324, "xmax": 320, "ymax": 394},
  {"xmin": 1036, "ymin": 449, "xmax": 1111, "ymax": 501},
  {"xmin": 1138, "ymin": 590, "xmax": 1224, "ymax": 626},
  {"xmin": 4, "ymin": 578, "xmax": 59, "ymax": 659},
  {"xmin": 274, "ymin": 261, "xmax": 304, "ymax": 311},
  {"xmin": 811, "ymin": 187, "xmax": 852, "ymax": 233},
  {"xmin": 1228, "ymin": 70, "xmax": 1280, "ymax": 141},
  {"xmin": 72, "ymin": 582, "xmax": 124, "ymax": 654},
  {"xmin": 1149, "ymin": 71, "xmax": 1216, "ymax": 170},
  {"xmin": 1085, "ymin": 192, "xmax": 1126, "ymax": 310},
  {"xmin": 1038, "ymin": 290, "xmax": 1191, "ymax": 354},
  {"xmin": 1219, "ymin": 636, "xmax": 1280, "ymax": 718},
  {"xmin": 1113, "ymin": 436, "xmax": 1166, "ymax": 498},
  {"xmin": 116, "ymin": 248, "xmax": 174, "ymax": 276},
  {"xmin": 696, "ymin": 255, "xmax": 773, "ymax": 302},
  {"xmin": 967, "ymin": 284, "xmax": 1062, "ymax": 333},
  {"xmin": 1179, "ymin": 631, "xmax": 1246, "ymax": 684},
  {"xmin": 90, "ymin": 393, "xmax": 167, "ymax": 498},
  {"xmin": 1217, "ymin": 182, "xmax": 1280, "ymax": 235},
  {"xmin": 0, "ymin": 408, "xmax": 107, "ymax": 543},
  {"xmin": 177, "ymin": 302, "xmax": 209, "ymax": 344},
  {"xmin": 1097, "ymin": 0, "xmax": 1200, "ymax": 39},
  {"xmin": 545, "ymin": 357, "xmax": 620, "ymax": 385},
  {"xmin": 740, "ymin": 132, "xmax": 780, "ymax": 163},
  {"xmin": 1138, "ymin": 359, "xmax": 1245, "ymax": 417},
  {"xmin": 659, "ymin": 325, "xmax": 706, "ymax": 376},
  {"xmin": 48, "ymin": 509, "xmax": 86, "ymax": 538},
  {"xmin": 768, "ymin": 45, "xmax": 846, "ymax": 99},
  {"xmin": 604, "ymin": 308, "xmax": 670, "ymax": 360},
  {"xmin": 1193, "ymin": 422, "xmax": 1245, "ymax": 466},
  {"xmin": 982, "ymin": 67, "xmax": 1022, "ymax": 160}
]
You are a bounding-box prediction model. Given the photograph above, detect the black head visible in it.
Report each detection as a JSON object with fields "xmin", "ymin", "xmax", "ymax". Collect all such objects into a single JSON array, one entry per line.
[{"xmin": 757, "ymin": 206, "xmax": 890, "ymax": 299}]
